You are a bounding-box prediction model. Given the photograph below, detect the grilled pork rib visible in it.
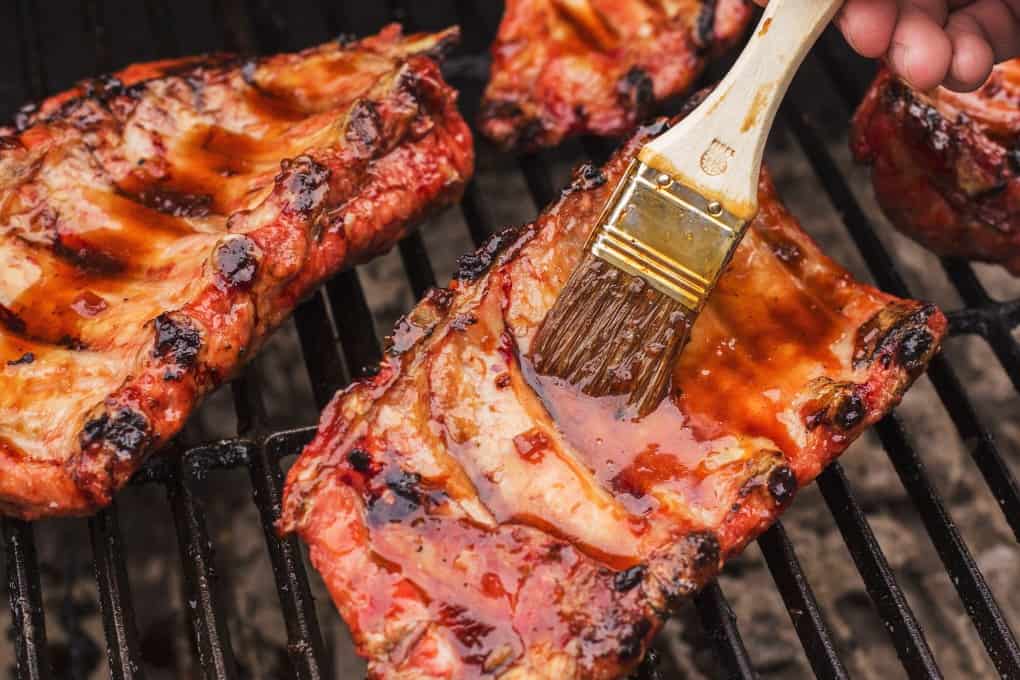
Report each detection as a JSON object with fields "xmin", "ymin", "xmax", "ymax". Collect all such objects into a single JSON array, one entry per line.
[
  {"xmin": 0, "ymin": 26, "xmax": 473, "ymax": 519},
  {"xmin": 852, "ymin": 65, "xmax": 1020, "ymax": 274},
  {"xmin": 479, "ymin": 0, "xmax": 753, "ymax": 151},
  {"xmin": 281, "ymin": 115, "xmax": 946, "ymax": 679}
]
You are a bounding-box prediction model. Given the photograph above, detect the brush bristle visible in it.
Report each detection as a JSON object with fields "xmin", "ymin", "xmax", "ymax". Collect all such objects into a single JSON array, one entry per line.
[{"xmin": 531, "ymin": 252, "xmax": 694, "ymax": 419}]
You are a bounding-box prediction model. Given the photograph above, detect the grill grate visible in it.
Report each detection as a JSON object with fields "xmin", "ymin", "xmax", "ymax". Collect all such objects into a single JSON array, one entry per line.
[{"xmin": 1, "ymin": 1, "xmax": 1019, "ymax": 679}]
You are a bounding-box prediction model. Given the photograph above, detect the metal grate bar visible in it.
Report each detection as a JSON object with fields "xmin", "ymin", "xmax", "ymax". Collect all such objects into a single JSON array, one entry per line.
[
  {"xmin": 519, "ymin": 153, "xmax": 559, "ymax": 209},
  {"xmin": 3, "ymin": 519, "xmax": 51, "ymax": 679},
  {"xmin": 874, "ymin": 415, "xmax": 1020, "ymax": 677},
  {"xmin": 782, "ymin": 95, "xmax": 1020, "ymax": 542},
  {"xmin": 326, "ymin": 270, "xmax": 384, "ymax": 378},
  {"xmin": 460, "ymin": 180, "xmax": 498, "ymax": 247},
  {"xmin": 399, "ymin": 233, "xmax": 439, "ymax": 298},
  {"xmin": 940, "ymin": 259, "xmax": 1020, "ymax": 392},
  {"xmin": 234, "ymin": 370, "xmax": 330, "ymax": 679},
  {"xmin": 89, "ymin": 504, "xmax": 146, "ymax": 680},
  {"xmin": 818, "ymin": 464, "xmax": 944, "ymax": 679},
  {"xmin": 168, "ymin": 460, "xmax": 240, "ymax": 680},
  {"xmin": 758, "ymin": 523, "xmax": 850, "ymax": 680},
  {"xmin": 694, "ymin": 584, "xmax": 760, "ymax": 680},
  {"xmin": 294, "ymin": 292, "xmax": 352, "ymax": 408}
]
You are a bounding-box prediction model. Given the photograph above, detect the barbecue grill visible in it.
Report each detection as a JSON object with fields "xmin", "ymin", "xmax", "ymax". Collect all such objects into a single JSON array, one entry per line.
[{"xmin": 2, "ymin": 1, "xmax": 1019, "ymax": 678}]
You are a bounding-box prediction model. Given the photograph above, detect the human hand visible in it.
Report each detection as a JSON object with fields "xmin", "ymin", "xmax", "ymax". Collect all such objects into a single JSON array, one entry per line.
[{"xmin": 752, "ymin": 0, "xmax": 1020, "ymax": 92}]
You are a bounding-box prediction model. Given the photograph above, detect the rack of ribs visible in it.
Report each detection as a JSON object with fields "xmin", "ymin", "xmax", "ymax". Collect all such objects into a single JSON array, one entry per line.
[
  {"xmin": 852, "ymin": 64, "xmax": 1020, "ymax": 275},
  {"xmin": 480, "ymin": 0, "xmax": 754, "ymax": 152},
  {"xmin": 0, "ymin": 25, "xmax": 474, "ymax": 519},
  {"xmin": 280, "ymin": 113, "xmax": 946, "ymax": 679}
]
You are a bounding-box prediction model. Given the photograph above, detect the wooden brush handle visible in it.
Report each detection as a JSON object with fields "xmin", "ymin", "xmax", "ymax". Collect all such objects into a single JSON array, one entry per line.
[{"xmin": 638, "ymin": 0, "xmax": 843, "ymax": 220}]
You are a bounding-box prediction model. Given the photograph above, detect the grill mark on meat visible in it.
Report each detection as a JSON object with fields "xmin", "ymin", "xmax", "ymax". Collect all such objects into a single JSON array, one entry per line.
[
  {"xmin": 345, "ymin": 100, "xmax": 383, "ymax": 158},
  {"xmin": 130, "ymin": 188, "xmax": 213, "ymax": 218}
]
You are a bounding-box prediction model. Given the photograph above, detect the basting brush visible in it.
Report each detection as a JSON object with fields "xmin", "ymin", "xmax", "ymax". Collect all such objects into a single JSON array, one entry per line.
[{"xmin": 532, "ymin": 0, "xmax": 844, "ymax": 419}]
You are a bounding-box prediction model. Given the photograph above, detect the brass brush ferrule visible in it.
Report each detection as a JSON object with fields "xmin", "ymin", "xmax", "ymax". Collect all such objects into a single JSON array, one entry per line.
[{"xmin": 587, "ymin": 160, "xmax": 748, "ymax": 313}]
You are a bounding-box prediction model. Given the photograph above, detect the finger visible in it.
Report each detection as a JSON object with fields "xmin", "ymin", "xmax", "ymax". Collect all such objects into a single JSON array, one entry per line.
[
  {"xmin": 837, "ymin": 0, "xmax": 900, "ymax": 57},
  {"xmin": 887, "ymin": 1, "xmax": 954, "ymax": 90},
  {"xmin": 951, "ymin": 0, "xmax": 1020, "ymax": 60},
  {"xmin": 943, "ymin": 9, "xmax": 996, "ymax": 90}
]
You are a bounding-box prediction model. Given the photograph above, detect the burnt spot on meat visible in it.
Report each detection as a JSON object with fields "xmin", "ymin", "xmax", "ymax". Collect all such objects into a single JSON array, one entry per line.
[
  {"xmin": 153, "ymin": 313, "xmax": 202, "ymax": 368},
  {"xmin": 336, "ymin": 33, "xmax": 359, "ymax": 48},
  {"xmin": 771, "ymin": 238, "xmax": 803, "ymax": 265},
  {"xmin": 834, "ymin": 392, "xmax": 865, "ymax": 430},
  {"xmin": 494, "ymin": 373, "xmax": 511, "ymax": 389},
  {"xmin": 82, "ymin": 74, "xmax": 128, "ymax": 101},
  {"xmin": 767, "ymin": 465, "xmax": 797, "ymax": 505},
  {"xmin": 386, "ymin": 469, "xmax": 422, "ymax": 504},
  {"xmin": 241, "ymin": 60, "xmax": 259, "ymax": 86},
  {"xmin": 6, "ymin": 352, "xmax": 34, "ymax": 366},
  {"xmin": 479, "ymin": 99, "xmax": 524, "ymax": 123},
  {"xmin": 450, "ymin": 314, "xmax": 478, "ymax": 331},
  {"xmin": 853, "ymin": 303, "xmax": 937, "ymax": 371},
  {"xmin": 345, "ymin": 100, "xmax": 383, "ymax": 158},
  {"xmin": 133, "ymin": 188, "xmax": 212, "ymax": 218},
  {"xmin": 368, "ymin": 468, "xmax": 424, "ymax": 524},
  {"xmin": 214, "ymin": 237, "xmax": 258, "ymax": 291},
  {"xmin": 279, "ymin": 156, "xmax": 330, "ymax": 215},
  {"xmin": 616, "ymin": 67, "xmax": 655, "ymax": 118},
  {"xmin": 348, "ymin": 448, "xmax": 373, "ymax": 474},
  {"xmin": 59, "ymin": 335, "xmax": 88, "ymax": 351},
  {"xmin": 646, "ymin": 531, "xmax": 720, "ymax": 606},
  {"xmin": 80, "ymin": 408, "xmax": 150, "ymax": 459},
  {"xmin": 693, "ymin": 0, "xmax": 719, "ymax": 52},
  {"xmin": 617, "ymin": 618, "xmax": 652, "ymax": 662},
  {"xmin": 805, "ymin": 379, "xmax": 865, "ymax": 432},
  {"xmin": 899, "ymin": 326, "xmax": 935, "ymax": 371},
  {"xmin": 613, "ymin": 564, "xmax": 646, "ymax": 592},
  {"xmin": 455, "ymin": 223, "xmax": 527, "ymax": 281},
  {"xmin": 14, "ymin": 103, "xmax": 38, "ymax": 132},
  {"xmin": 1008, "ymin": 147, "xmax": 1020, "ymax": 175},
  {"xmin": 562, "ymin": 162, "xmax": 608, "ymax": 196}
]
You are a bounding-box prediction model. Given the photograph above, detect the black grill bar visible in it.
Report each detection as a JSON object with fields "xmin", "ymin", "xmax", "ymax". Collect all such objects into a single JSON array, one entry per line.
[
  {"xmin": 694, "ymin": 584, "xmax": 760, "ymax": 680},
  {"xmin": 818, "ymin": 464, "xmax": 944, "ymax": 679},
  {"xmin": 3, "ymin": 519, "xmax": 50, "ymax": 680},
  {"xmin": 236, "ymin": 370, "xmax": 330, "ymax": 679},
  {"xmin": 88, "ymin": 504, "xmax": 145, "ymax": 680},
  {"xmin": 875, "ymin": 416, "xmax": 1020, "ymax": 676},
  {"xmin": 399, "ymin": 233, "xmax": 440, "ymax": 298},
  {"xmin": 758, "ymin": 523, "xmax": 850, "ymax": 680},
  {"xmin": 168, "ymin": 458, "xmax": 240, "ymax": 680}
]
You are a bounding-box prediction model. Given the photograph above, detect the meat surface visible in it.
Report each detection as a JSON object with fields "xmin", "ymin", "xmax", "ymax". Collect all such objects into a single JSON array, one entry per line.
[
  {"xmin": 280, "ymin": 114, "xmax": 946, "ymax": 679},
  {"xmin": 852, "ymin": 64, "xmax": 1020, "ymax": 274},
  {"xmin": 0, "ymin": 25, "xmax": 473, "ymax": 519},
  {"xmin": 479, "ymin": 0, "xmax": 753, "ymax": 151}
]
